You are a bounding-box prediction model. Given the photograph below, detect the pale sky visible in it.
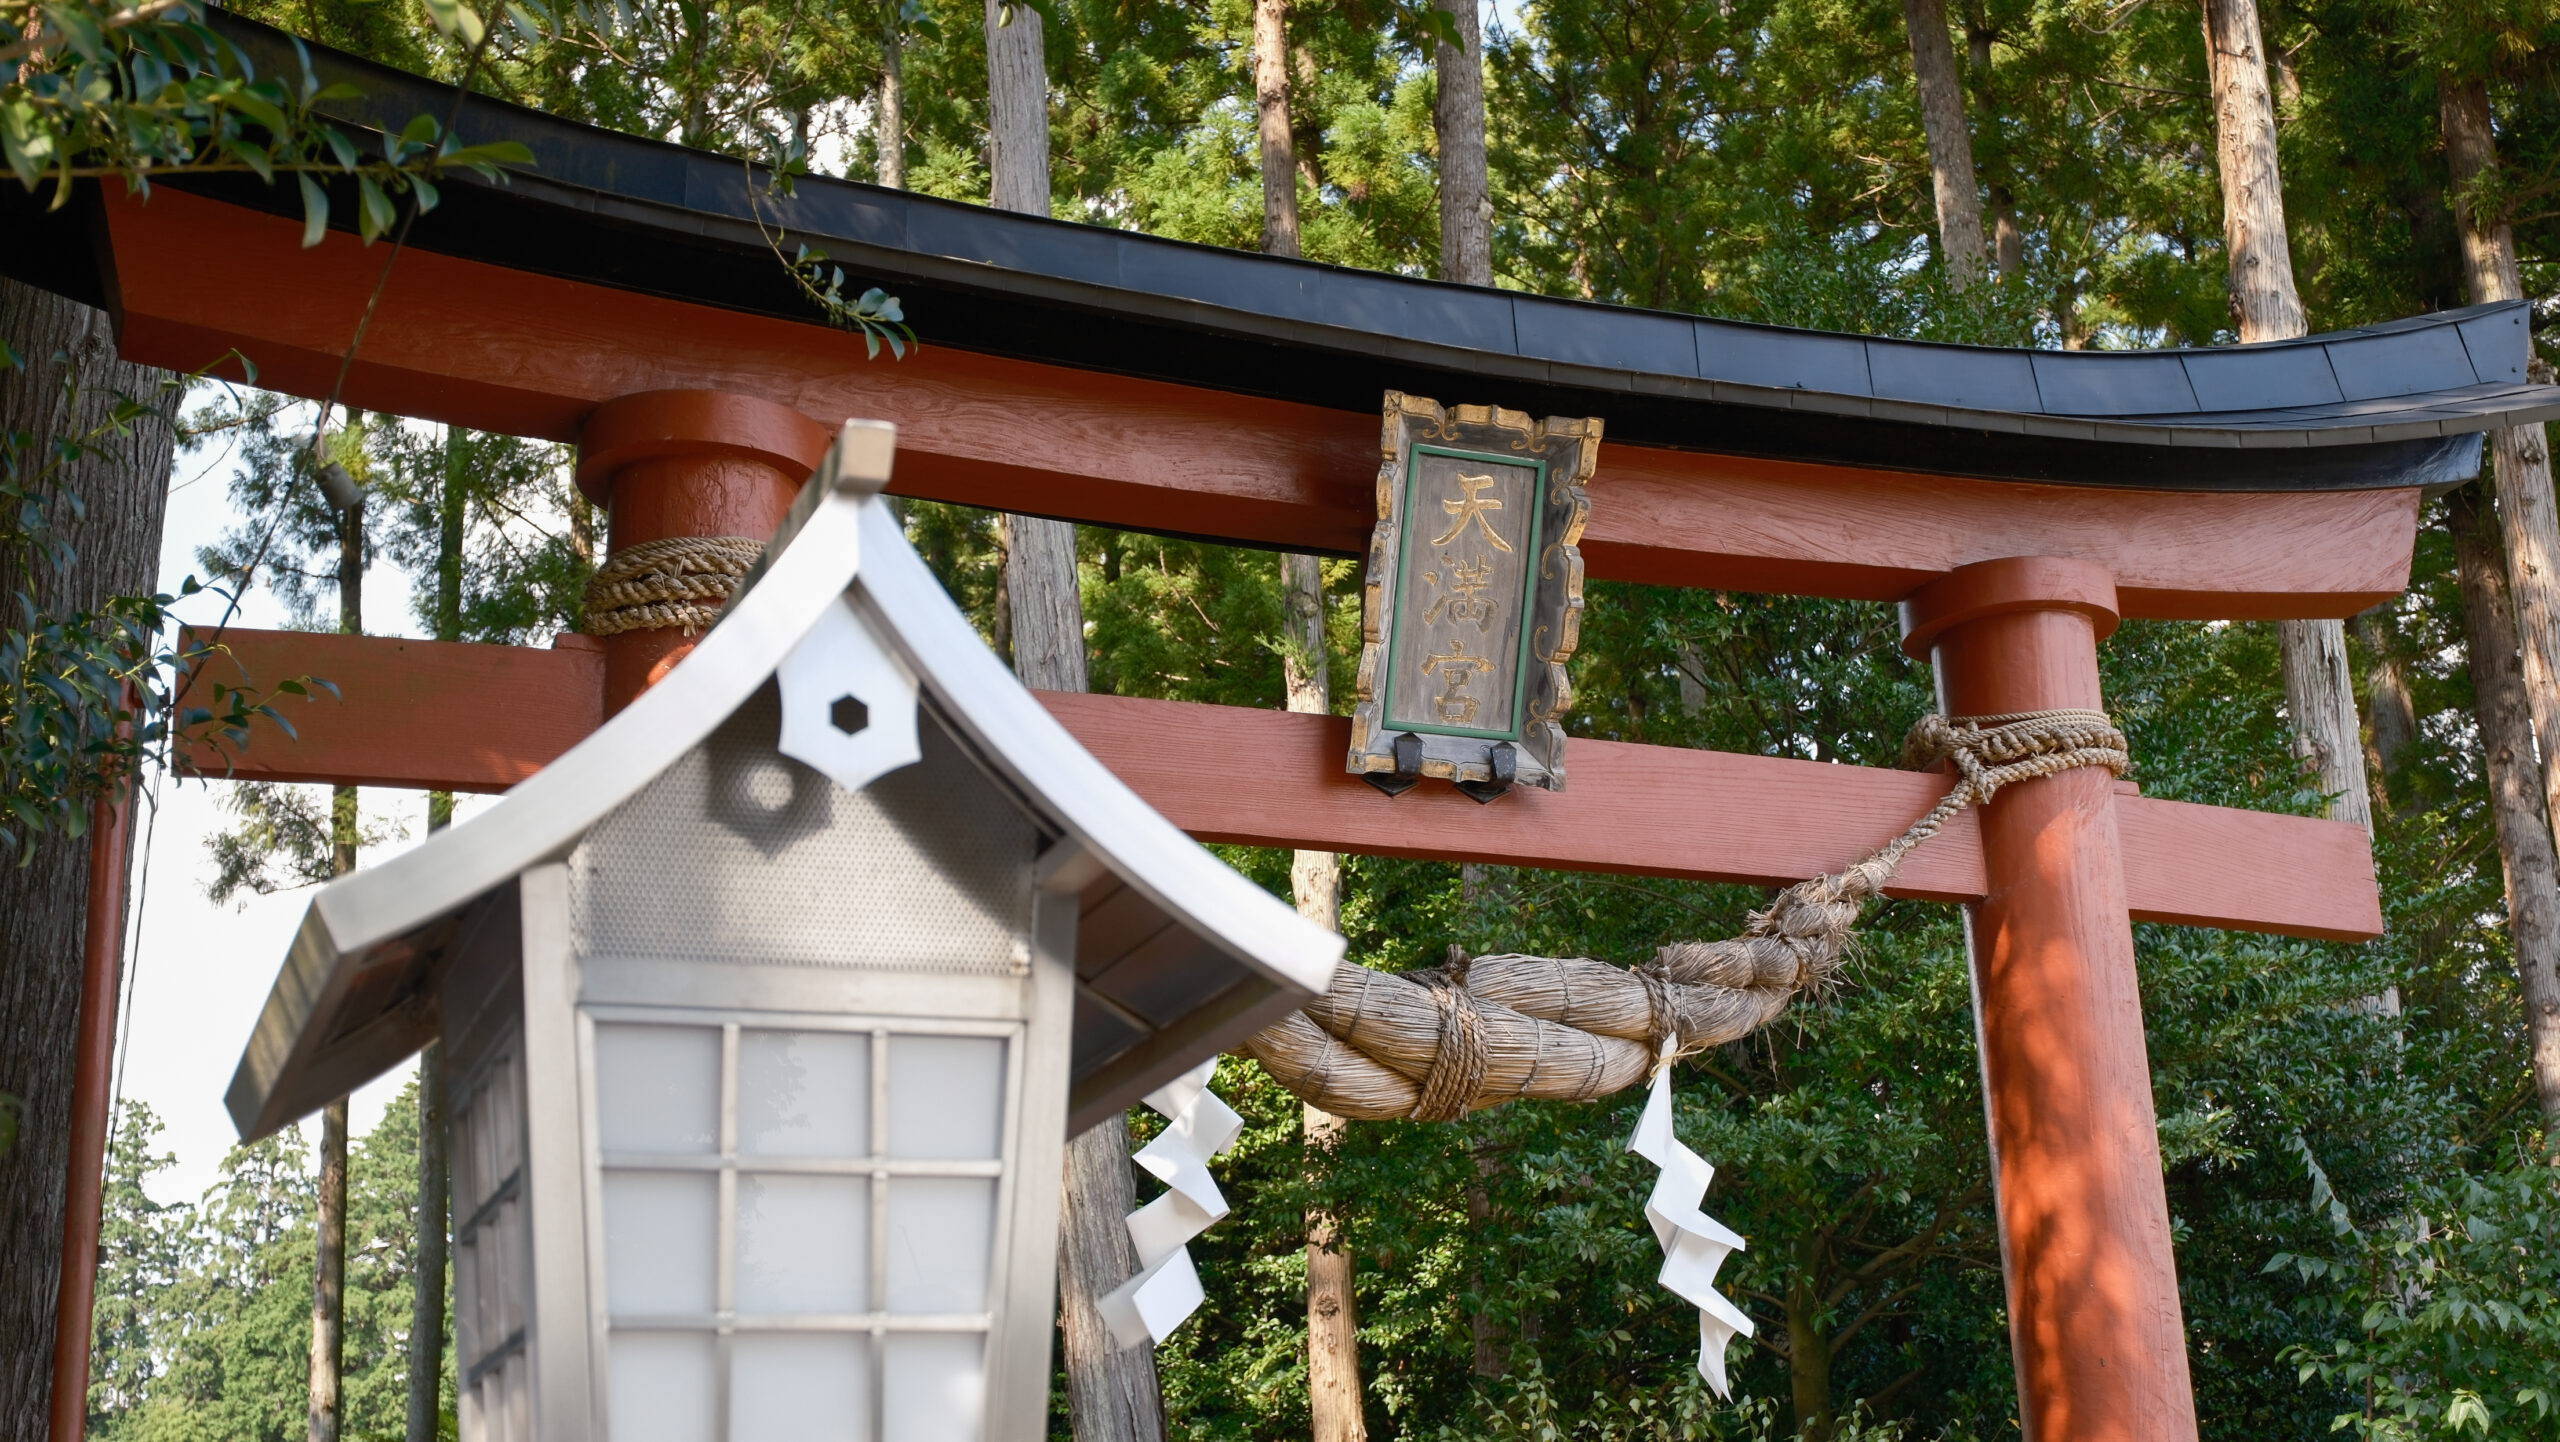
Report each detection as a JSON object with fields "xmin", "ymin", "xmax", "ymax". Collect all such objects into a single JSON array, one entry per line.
[{"xmin": 117, "ymin": 410, "xmax": 496, "ymax": 1207}]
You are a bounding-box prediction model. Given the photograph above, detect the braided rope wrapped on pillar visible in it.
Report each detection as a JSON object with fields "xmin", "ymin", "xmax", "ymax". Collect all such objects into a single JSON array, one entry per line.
[
  {"xmin": 582, "ymin": 534, "xmax": 766, "ymax": 636},
  {"xmin": 1238, "ymin": 710, "xmax": 2129, "ymax": 1119}
]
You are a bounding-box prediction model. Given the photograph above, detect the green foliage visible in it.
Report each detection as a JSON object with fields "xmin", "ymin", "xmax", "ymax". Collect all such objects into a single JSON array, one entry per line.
[
  {"xmin": 0, "ymin": 352, "xmax": 309, "ymax": 856},
  {"xmin": 1, "ymin": 0, "xmax": 532, "ymax": 243},
  {"xmin": 89, "ymin": 1098, "xmax": 450, "ymax": 1442},
  {"xmin": 2269, "ymin": 1151, "xmax": 2560, "ymax": 1440}
]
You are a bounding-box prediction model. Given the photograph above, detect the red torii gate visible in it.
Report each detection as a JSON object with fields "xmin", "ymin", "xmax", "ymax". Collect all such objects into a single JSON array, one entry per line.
[{"xmin": 17, "ymin": 18, "xmax": 2560, "ymax": 1439}]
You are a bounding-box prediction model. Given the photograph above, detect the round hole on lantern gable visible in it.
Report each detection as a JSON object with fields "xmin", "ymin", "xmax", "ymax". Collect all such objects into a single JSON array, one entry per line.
[{"xmin": 741, "ymin": 758, "xmax": 797, "ymax": 811}]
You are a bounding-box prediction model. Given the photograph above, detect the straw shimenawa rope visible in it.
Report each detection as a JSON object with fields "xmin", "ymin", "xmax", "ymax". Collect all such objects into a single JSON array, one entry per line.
[
  {"xmin": 583, "ymin": 535, "xmax": 768, "ymax": 637},
  {"xmin": 1240, "ymin": 710, "xmax": 2130, "ymax": 1121}
]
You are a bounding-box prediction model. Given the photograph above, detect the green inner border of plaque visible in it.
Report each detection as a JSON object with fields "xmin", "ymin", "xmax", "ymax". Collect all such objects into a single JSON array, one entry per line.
[{"xmin": 1381, "ymin": 442, "xmax": 1549, "ymax": 743}]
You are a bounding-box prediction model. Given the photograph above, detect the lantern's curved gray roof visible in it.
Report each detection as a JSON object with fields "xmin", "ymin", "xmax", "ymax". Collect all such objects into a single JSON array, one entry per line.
[
  {"xmin": 224, "ymin": 423, "xmax": 1342, "ymax": 1142},
  {"xmin": 12, "ymin": 12, "xmax": 2546, "ymax": 495}
]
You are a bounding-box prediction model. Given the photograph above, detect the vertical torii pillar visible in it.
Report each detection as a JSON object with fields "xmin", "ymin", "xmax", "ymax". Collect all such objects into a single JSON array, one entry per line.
[
  {"xmin": 575, "ymin": 389, "xmax": 835, "ymax": 713},
  {"xmin": 1901, "ymin": 557, "xmax": 2198, "ymax": 1442}
]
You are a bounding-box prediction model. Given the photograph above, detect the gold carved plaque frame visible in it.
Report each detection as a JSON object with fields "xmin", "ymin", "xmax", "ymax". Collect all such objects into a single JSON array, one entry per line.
[{"xmin": 1346, "ymin": 393, "xmax": 1596, "ymax": 799}]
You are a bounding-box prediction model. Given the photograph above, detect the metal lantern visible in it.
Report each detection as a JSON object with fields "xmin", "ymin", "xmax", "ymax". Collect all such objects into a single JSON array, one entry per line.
[
  {"xmin": 1347, "ymin": 393, "xmax": 1598, "ymax": 800},
  {"xmin": 225, "ymin": 422, "xmax": 1340, "ymax": 1442}
]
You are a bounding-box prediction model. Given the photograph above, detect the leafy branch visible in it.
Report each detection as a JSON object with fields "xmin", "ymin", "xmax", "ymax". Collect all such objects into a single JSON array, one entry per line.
[{"xmin": 2, "ymin": 0, "xmax": 533, "ymax": 244}]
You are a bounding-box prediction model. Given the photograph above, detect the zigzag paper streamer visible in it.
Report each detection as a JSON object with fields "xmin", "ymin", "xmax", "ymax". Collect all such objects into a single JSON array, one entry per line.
[
  {"xmin": 1628, "ymin": 1039, "xmax": 1756, "ymax": 1397},
  {"xmin": 1097, "ymin": 1057, "xmax": 1244, "ymax": 1349}
]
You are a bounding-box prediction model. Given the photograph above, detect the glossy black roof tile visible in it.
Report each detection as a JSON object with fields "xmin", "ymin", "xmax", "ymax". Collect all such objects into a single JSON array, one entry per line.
[
  {"xmin": 1695, "ymin": 325, "xmax": 1874, "ymax": 395},
  {"xmin": 2327, "ymin": 326, "xmax": 2484, "ymax": 400},
  {"xmin": 1867, "ymin": 343, "xmax": 2042, "ymax": 412},
  {"xmin": 1515, "ymin": 296, "xmax": 1696, "ymax": 376},
  {"xmin": 2031, "ymin": 352, "xmax": 2200, "ymax": 416}
]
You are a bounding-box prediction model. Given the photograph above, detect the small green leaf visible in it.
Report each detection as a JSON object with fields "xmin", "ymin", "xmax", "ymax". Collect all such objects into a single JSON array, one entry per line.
[
  {"xmin": 356, "ymin": 174, "xmax": 396, "ymax": 239},
  {"xmin": 296, "ymin": 176, "xmax": 330, "ymax": 249}
]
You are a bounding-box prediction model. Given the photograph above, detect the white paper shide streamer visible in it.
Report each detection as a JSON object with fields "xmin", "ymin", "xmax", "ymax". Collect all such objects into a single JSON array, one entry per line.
[
  {"xmin": 1629, "ymin": 1038, "xmax": 1756, "ymax": 1397},
  {"xmin": 1098, "ymin": 1058, "xmax": 1243, "ymax": 1349}
]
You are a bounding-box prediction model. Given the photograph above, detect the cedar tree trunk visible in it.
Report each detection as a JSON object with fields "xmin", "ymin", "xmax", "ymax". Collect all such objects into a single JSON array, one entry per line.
[
  {"xmin": 1256, "ymin": 0, "xmax": 1300, "ymax": 258},
  {"xmin": 312, "ymin": 490, "xmax": 364, "ymax": 1442},
  {"xmin": 2355, "ymin": 609, "xmax": 2418, "ymax": 807},
  {"xmin": 976, "ymin": 77, "xmax": 1164, "ymax": 1393},
  {"xmin": 1902, "ymin": 0, "xmax": 1989, "ymax": 289},
  {"xmin": 1431, "ymin": 0, "xmax": 1490, "ymax": 286},
  {"xmin": 878, "ymin": 0, "xmax": 907, "ymax": 189},
  {"xmin": 409, "ymin": 429, "xmax": 465, "ymax": 1442},
  {"xmin": 2449, "ymin": 486, "xmax": 2560, "ymax": 1134},
  {"xmin": 2442, "ymin": 78, "xmax": 2560, "ymax": 848},
  {"xmin": 0, "ymin": 278, "xmax": 173, "ymax": 1442},
  {"xmin": 1280, "ymin": 552, "xmax": 1367, "ymax": 1442},
  {"xmin": 2199, "ymin": 0, "xmax": 2376, "ymax": 837}
]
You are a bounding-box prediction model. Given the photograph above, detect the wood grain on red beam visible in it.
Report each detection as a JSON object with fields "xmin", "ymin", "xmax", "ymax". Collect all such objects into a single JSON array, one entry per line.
[
  {"xmin": 177, "ymin": 628, "xmax": 603, "ymax": 793},
  {"xmin": 107, "ymin": 190, "xmax": 2412, "ymax": 619},
  {"xmin": 176, "ymin": 629, "xmax": 2381, "ymax": 941}
]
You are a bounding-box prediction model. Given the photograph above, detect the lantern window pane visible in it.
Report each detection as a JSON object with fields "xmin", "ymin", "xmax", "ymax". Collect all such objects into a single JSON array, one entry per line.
[
  {"xmin": 730, "ymin": 1333, "xmax": 870, "ymax": 1442},
  {"xmin": 881, "ymin": 1332, "xmax": 986, "ymax": 1441},
  {"xmin": 607, "ymin": 1332, "xmax": 717, "ymax": 1442},
  {"xmin": 736, "ymin": 1173, "xmax": 868, "ymax": 1314},
  {"xmin": 884, "ymin": 1177, "xmax": 997, "ymax": 1314},
  {"xmin": 602, "ymin": 1171, "xmax": 717, "ymax": 1316},
  {"xmin": 595, "ymin": 1024, "xmax": 719, "ymax": 1155},
  {"xmin": 886, "ymin": 1035, "xmax": 1005, "ymax": 1160},
  {"xmin": 738, "ymin": 1029, "xmax": 869, "ymax": 1157}
]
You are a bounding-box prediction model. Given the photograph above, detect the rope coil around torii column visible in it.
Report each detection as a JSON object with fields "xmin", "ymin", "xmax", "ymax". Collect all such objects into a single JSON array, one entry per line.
[
  {"xmin": 584, "ymin": 535, "xmax": 767, "ymax": 637},
  {"xmin": 1239, "ymin": 709, "xmax": 2129, "ymax": 1121}
]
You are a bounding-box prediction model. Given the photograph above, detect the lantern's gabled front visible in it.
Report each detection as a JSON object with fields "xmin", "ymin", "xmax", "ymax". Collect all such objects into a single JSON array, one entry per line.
[{"xmin": 222, "ymin": 421, "xmax": 1341, "ymax": 1442}]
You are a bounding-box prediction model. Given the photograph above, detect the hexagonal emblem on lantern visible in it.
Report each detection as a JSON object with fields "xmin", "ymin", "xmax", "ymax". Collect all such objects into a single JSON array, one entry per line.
[
  {"xmin": 223, "ymin": 422, "xmax": 1341, "ymax": 1442},
  {"xmin": 1347, "ymin": 393, "xmax": 1598, "ymax": 801}
]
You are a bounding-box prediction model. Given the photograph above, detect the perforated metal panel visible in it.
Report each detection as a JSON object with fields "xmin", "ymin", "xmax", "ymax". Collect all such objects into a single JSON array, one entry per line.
[{"xmin": 570, "ymin": 686, "xmax": 1035, "ymax": 976}]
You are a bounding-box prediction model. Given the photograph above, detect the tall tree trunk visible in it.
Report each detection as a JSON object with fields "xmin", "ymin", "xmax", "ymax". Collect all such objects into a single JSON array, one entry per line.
[
  {"xmin": 1966, "ymin": 19, "xmax": 2024, "ymax": 278},
  {"xmin": 2201, "ymin": 0, "xmax": 2305, "ymax": 342},
  {"xmin": 0, "ymin": 278, "xmax": 173, "ymax": 1442},
  {"xmin": 312, "ymin": 484, "xmax": 364, "ymax": 1442},
  {"xmin": 983, "ymin": 0, "xmax": 1049, "ymax": 217},
  {"xmin": 878, "ymin": 0, "xmax": 906, "ymax": 189},
  {"xmin": 308, "ymin": 1099, "xmax": 348, "ymax": 1442},
  {"xmin": 1456, "ymin": 863, "xmax": 1508, "ymax": 1378},
  {"xmin": 2442, "ymin": 77, "xmax": 2560, "ymax": 849},
  {"xmin": 973, "ymin": 16, "xmax": 1163, "ymax": 1373},
  {"xmin": 409, "ymin": 429, "xmax": 465, "ymax": 1442},
  {"xmin": 1280, "ymin": 554, "xmax": 1366, "ymax": 1442},
  {"xmin": 1901, "ymin": 0, "xmax": 1988, "ymax": 289},
  {"xmin": 1020, "ymin": 519, "xmax": 1161, "ymax": 1441},
  {"xmin": 2199, "ymin": 0, "xmax": 2377, "ymax": 840},
  {"xmin": 1255, "ymin": 0, "xmax": 1301, "ymax": 259},
  {"xmin": 2448, "ymin": 486, "xmax": 2560, "ymax": 1135},
  {"xmin": 2356, "ymin": 609, "xmax": 2418, "ymax": 806},
  {"xmin": 1431, "ymin": 0, "xmax": 1490, "ymax": 286},
  {"xmin": 1785, "ymin": 1256, "xmax": 1836, "ymax": 1442},
  {"xmin": 2279, "ymin": 614, "xmax": 2374, "ymax": 832}
]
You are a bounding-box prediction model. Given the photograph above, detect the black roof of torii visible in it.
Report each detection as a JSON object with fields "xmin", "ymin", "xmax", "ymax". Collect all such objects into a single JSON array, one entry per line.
[{"xmin": 6, "ymin": 12, "xmax": 2555, "ymax": 493}]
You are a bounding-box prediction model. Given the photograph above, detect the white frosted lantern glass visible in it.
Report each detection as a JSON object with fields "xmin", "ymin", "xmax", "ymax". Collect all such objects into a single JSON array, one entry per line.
[
  {"xmin": 886, "ymin": 1035, "xmax": 1006, "ymax": 1160},
  {"xmin": 601, "ymin": 1172, "xmax": 717, "ymax": 1316},
  {"xmin": 885, "ymin": 1177, "xmax": 997, "ymax": 1314},
  {"xmin": 608, "ymin": 1332, "xmax": 716, "ymax": 1442},
  {"xmin": 736, "ymin": 1173, "xmax": 868, "ymax": 1313},
  {"xmin": 740, "ymin": 1030, "xmax": 868, "ymax": 1157},
  {"xmin": 881, "ymin": 1332, "xmax": 985, "ymax": 1442},
  {"xmin": 732, "ymin": 1333, "xmax": 870, "ymax": 1442},
  {"xmin": 594, "ymin": 1024, "xmax": 718, "ymax": 1155}
]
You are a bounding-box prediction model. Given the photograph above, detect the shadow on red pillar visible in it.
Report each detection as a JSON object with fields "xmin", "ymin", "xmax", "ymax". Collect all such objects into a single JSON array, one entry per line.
[
  {"xmin": 575, "ymin": 389, "xmax": 834, "ymax": 714},
  {"xmin": 1901, "ymin": 556, "xmax": 2199, "ymax": 1442}
]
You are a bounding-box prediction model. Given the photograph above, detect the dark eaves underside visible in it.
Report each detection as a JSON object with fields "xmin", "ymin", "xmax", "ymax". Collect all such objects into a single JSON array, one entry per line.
[{"xmin": 10, "ymin": 12, "xmax": 2557, "ymax": 492}]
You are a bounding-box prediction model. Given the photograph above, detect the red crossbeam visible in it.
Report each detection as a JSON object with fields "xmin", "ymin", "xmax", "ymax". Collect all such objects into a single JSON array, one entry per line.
[
  {"xmin": 179, "ymin": 629, "xmax": 2381, "ymax": 941},
  {"xmin": 104, "ymin": 190, "xmax": 2417, "ymax": 620}
]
